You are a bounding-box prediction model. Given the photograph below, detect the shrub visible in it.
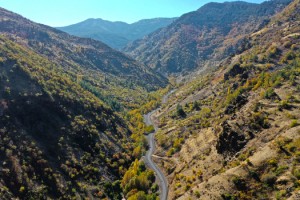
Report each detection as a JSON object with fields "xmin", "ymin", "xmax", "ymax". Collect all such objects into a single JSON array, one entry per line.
[
  {"xmin": 261, "ymin": 173, "xmax": 277, "ymax": 186},
  {"xmin": 185, "ymin": 184, "xmax": 191, "ymax": 191},
  {"xmin": 249, "ymin": 170, "xmax": 260, "ymax": 181},
  {"xmin": 176, "ymin": 104, "xmax": 186, "ymax": 117},
  {"xmin": 293, "ymin": 169, "xmax": 300, "ymax": 180},
  {"xmin": 195, "ymin": 191, "xmax": 201, "ymax": 198},
  {"xmin": 267, "ymin": 45, "xmax": 280, "ymax": 58},
  {"xmin": 144, "ymin": 125, "xmax": 155, "ymax": 134},
  {"xmin": 192, "ymin": 101, "xmax": 200, "ymax": 111},
  {"xmin": 175, "ymin": 182, "xmax": 182, "ymax": 188},
  {"xmin": 268, "ymin": 159, "xmax": 278, "ymax": 167},
  {"xmin": 232, "ymin": 176, "xmax": 247, "ymax": 190},
  {"xmin": 290, "ymin": 120, "xmax": 299, "ymax": 128},
  {"xmin": 263, "ymin": 88, "xmax": 276, "ymax": 99},
  {"xmin": 275, "ymin": 165, "xmax": 288, "ymax": 176},
  {"xmin": 250, "ymin": 111, "xmax": 270, "ymax": 129},
  {"xmin": 151, "ymin": 184, "xmax": 158, "ymax": 193},
  {"xmin": 19, "ymin": 186, "xmax": 25, "ymax": 193},
  {"xmin": 279, "ymin": 100, "xmax": 291, "ymax": 110},
  {"xmin": 128, "ymin": 191, "xmax": 147, "ymax": 200},
  {"xmin": 275, "ymin": 190, "xmax": 287, "ymax": 200},
  {"xmin": 166, "ymin": 148, "xmax": 175, "ymax": 156},
  {"xmin": 221, "ymin": 193, "xmax": 237, "ymax": 200}
]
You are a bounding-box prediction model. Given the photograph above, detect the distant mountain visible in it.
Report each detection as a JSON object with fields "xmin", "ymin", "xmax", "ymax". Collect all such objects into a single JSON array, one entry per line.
[
  {"xmin": 57, "ymin": 17, "xmax": 177, "ymax": 49},
  {"xmin": 0, "ymin": 7, "xmax": 167, "ymax": 199},
  {"xmin": 124, "ymin": 0, "xmax": 292, "ymax": 75}
]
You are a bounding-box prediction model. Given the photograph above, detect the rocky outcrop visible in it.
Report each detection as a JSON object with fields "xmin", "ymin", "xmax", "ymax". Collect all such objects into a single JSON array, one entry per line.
[
  {"xmin": 225, "ymin": 94, "xmax": 248, "ymax": 114},
  {"xmin": 216, "ymin": 121, "xmax": 249, "ymax": 155},
  {"xmin": 224, "ymin": 63, "xmax": 247, "ymax": 81}
]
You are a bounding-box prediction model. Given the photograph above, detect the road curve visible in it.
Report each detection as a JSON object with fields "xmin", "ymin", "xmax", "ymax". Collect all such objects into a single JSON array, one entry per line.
[
  {"xmin": 143, "ymin": 89, "xmax": 175, "ymax": 200},
  {"xmin": 144, "ymin": 132, "xmax": 168, "ymax": 200}
]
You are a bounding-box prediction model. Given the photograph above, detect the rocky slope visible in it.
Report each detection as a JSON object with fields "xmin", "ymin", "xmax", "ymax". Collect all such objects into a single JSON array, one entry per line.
[
  {"xmin": 124, "ymin": 0, "xmax": 292, "ymax": 75},
  {"xmin": 57, "ymin": 17, "xmax": 177, "ymax": 49},
  {"xmin": 148, "ymin": 0, "xmax": 300, "ymax": 199}
]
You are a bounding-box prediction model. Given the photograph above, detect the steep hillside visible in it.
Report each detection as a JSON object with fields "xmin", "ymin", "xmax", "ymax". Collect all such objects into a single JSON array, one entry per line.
[
  {"xmin": 0, "ymin": 7, "xmax": 167, "ymax": 111},
  {"xmin": 147, "ymin": 0, "xmax": 300, "ymax": 199},
  {"xmin": 57, "ymin": 17, "xmax": 177, "ymax": 49},
  {"xmin": 0, "ymin": 7, "xmax": 168, "ymax": 200},
  {"xmin": 0, "ymin": 35, "xmax": 134, "ymax": 199},
  {"xmin": 125, "ymin": 0, "xmax": 291, "ymax": 75}
]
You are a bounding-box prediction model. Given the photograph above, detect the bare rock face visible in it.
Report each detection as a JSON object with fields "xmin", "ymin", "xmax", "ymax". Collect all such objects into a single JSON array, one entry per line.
[
  {"xmin": 216, "ymin": 121, "xmax": 249, "ymax": 155},
  {"xmin": 224, "ymin": 63, "xmax": 246, "ymax": 81},
  {"xmin": 225, "ymin": 94, "xmax": 248, "ymax": 114}
]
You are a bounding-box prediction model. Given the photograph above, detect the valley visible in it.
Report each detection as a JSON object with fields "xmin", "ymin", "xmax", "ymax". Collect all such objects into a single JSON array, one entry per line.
[
  {"xmin": 143, "ymin": 89, "xmax": 176, "ymax": 200},
  {"xmin": 0, "ymin": 0, "xmax": 300, "ymax": 199}
]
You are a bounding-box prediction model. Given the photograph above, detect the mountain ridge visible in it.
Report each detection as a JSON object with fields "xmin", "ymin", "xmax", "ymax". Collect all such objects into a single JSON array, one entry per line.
[
  {"xmin": 0, "ymin": 6, "xmax": 167, "ymax": 199},
  {"xmin": 124, "ymin": 0, "xmax": 292, "ymax": 75},
  {"xmin": 0, "ymin": 6, "xmax": 168, "ymax": 110},
  {"xmin": 57, "ymin": 17, "xmax": 177, "ymax": 49},
  {"xmin": 0, "ymin": 34, "xmax": 132, "ymax": 199},
  {"xmin": 147, "ymin": 0, "xmax": 300, "ymax": 198}
]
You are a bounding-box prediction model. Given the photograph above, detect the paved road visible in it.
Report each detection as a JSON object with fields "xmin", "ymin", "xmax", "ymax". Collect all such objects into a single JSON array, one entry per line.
[
  {"xmin": 144, "ymin": 132, "xmax": 168, "ymax": 200},
  {"xmin": 143, "ymin": 89, "xmax": 175, "ymax": 200}
]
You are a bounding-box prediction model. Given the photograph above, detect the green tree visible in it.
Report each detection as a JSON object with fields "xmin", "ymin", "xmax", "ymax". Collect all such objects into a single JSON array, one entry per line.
[
  {"xmin": 176, "ymin": 104, "xmax": 186, "ymax": 117},
  {"xmin": 192, "ymin": 101, "xmax": 200, "ymax": 111}
]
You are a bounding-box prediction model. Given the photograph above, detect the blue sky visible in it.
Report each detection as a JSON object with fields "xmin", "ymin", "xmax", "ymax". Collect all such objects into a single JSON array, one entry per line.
[{"xmin": 0, "ymin": 0, "xmax": 265, "ymax": 27}]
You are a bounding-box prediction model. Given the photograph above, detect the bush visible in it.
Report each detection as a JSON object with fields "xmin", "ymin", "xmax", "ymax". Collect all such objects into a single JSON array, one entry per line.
[
  {"xmin": 250, "ymin": 111, "xmax": 270, "ymax": 129},
  {"xmin": 232, "ymin": 176, "xmax": 247, "ymax": 190},
  {"xmin": 275, "ymin": 190, "xmax": 287, "ymax": 200},
  {"xmin": 176, "ymin": 104, "xmax": 186, "ymax": 117},
  {"xmin": 268, "ymin": 159, "xmax": 278, "ymax": 167},
  {"xmin": 192, "ymin": 101, "xmax": 200, "ymax": 111},
  {"xmin": 19, "ymin": 186, "xmax": 25, "ymax": 193},
  {"xmin": 144, "ymin": 125, "xmax": 155, "ymax": 134},
  {"xmin": 263, "ymin": 88, "xmax": 276, "ymax": 99},
  {"xmin": 195, "ymin": 191, "xmax": 201, "ymax": 198},
  {"xmin": 184, "ymin": 184, "xmax": 191, "ymax": 191},
  {"xmin": 290, "ymin": 120, "xmax": 299, "ymax": 128},
  {"xmin": 279, "ymin": 100, "xmax": 291, "ymax": 110},
  {"xmin": 166, "ymin": 148, "xmax": 175, "ymax": 156},
  {"xmin": 275, "ymin": 166, "xmax": 288, "ymax": 176},
  {"xmin": 128, "ymin": 191, "xmax": 147, "ymax": 200},
  {"xmin": 268, "ymin": 45, "xmax": 280, "ymax": 58},
  {"xmin": 293, "ymin": 169, "xmax": 300, "ymax": 180},
  {"xmin": 222, "ymin": 193, "xmax": 237, "ymax": 200},
  {"xmin": 249, "ymin": 170, "xmax": 260, "ymax": 181},
  {"xmin": 151, "ymin": 184, "xmax": 158, "ymax": 193},
  {"xmin": 261, "ymin": 173, "xmax": 277, "ymax": 186}
]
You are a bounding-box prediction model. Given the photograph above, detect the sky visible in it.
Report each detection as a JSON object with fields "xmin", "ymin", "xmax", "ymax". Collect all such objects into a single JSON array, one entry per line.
[{"xmin": 0, "ymin": 0, "xmax": 265, "ymax": 27}]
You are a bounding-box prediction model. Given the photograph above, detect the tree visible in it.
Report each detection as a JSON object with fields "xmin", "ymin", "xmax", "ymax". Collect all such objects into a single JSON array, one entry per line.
[
  {"xmin": 192, "ymin": 101, "xmax": 200, "ymax": 111},
  {"xmin": 176, "ymin": 104, "xmax": 186, "ymax": 117}
]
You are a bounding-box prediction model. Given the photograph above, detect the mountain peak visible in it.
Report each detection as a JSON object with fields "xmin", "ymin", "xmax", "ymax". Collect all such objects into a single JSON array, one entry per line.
[
  {"xmin": 81, "ymin": 17, "xmax": 129, "ymax": 25},
  {"xmin": 57, "ymin": 17, "xmax": 176, "ymax": 49},
  {"xmin": 198, "ymin": 1, "xmax": 254, "ymax": 10}
]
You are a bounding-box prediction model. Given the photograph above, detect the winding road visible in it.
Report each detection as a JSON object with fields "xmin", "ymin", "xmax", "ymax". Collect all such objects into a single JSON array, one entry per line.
[{"xmin": 143, "ymin": 89, "xmax": 175, "ymax": 200}]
